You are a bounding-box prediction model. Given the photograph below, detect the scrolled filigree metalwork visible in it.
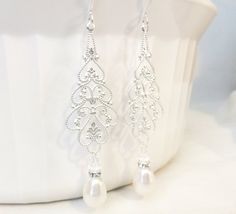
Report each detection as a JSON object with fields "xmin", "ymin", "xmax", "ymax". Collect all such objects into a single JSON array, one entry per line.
[
  {"xmin": 66, "ymin": 11, "xmax": 117, "ymax": 155},
  {"xmin": 128, "ymin": 13, "xmax": 163, "ymax": 146}
]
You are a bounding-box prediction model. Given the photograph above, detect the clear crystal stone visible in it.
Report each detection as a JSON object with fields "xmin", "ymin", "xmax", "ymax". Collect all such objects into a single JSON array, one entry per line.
[
  {"xmin": 138, "ymin": 155, "xmax": 151, "ymax": 168},
  {"xmin": 87, "ymin": 21, "xmax": 95, "ymax": 31}
]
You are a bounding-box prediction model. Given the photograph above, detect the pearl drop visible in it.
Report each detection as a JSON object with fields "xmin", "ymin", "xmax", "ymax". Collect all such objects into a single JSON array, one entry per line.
[
  {"xmin": 83, "ymin": 177, "xmax": 107, "ymax": 208},
  {"xmin": 133, "ymin": 167, "xmax": 154, "ymax": 196}
]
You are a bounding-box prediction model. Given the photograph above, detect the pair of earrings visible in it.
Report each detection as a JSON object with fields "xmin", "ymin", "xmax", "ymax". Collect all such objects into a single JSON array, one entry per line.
[{"xmin": 66, "ymin": 2, "xmax": 162, "ymax": 208}]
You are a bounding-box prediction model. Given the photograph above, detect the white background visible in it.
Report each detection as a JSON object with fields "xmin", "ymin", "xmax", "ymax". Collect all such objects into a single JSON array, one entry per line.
[
  {"xmin": 1, "ymin": 1, "xmax": 236, "ymax": 213},
  {"xmin": 191, "ymin": 0, "xmax": 236, "ymax": 117}
]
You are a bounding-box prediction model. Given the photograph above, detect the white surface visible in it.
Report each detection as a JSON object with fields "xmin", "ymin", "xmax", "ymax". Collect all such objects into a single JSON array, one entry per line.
[
  {"xmin": 191, "ymin": 0, "xmax": 236, "ymax": 112},
  {"xmin": 0, "ymin": 0, "xmax": 216, "ymax": 203},
  {"xmin": 190, "ymin": 0, "xmax": 236, "ymax": 143},
  {"xmin": 1, "ymin": 110, "xmax": 236, "ymax": 214}
]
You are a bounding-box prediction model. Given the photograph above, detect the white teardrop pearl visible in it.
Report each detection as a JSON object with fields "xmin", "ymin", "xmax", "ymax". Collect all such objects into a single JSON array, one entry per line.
[
  {"xmin": 133, "ymin": 167, "xmax": 154, "ymax": 196},
  {"xmin": 83, "ymin": 177, "xmax": 107, "ymax": 208}
]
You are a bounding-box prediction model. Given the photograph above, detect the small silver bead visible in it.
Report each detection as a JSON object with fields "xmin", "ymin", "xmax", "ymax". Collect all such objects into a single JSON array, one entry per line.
[{"xmin": 138, "ymin": 157, "xmax": 151, "ymax": 169}]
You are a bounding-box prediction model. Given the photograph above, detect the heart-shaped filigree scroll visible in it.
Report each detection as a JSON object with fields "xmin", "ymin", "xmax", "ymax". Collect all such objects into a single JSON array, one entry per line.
[
  {"xmin": 135, "ymin": 58, "xmax": 155, "ymax": 82},
  {"xmin": 79, "ymin": 116, "xmax": 108, "ymax": 146},
  {"xmin": 66, "ymin": 44, "xmax": 117, "ymax": 154},
  {"xmin": 128, "ymin": 56, "xmax": 162, "ymax": 143},
  {"xmin": 78, "ymin": 59, "xmax": 105, "ymax": 84}
]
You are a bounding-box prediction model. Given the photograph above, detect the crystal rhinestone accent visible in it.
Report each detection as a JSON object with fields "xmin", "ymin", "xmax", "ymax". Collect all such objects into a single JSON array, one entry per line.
[
  {"xmin": 138, "ymin": 157, "xmax": 151, "ymax": 168},
  {"xmin": 88, "ymin": 161, "xmax": 102, "ymax": 178}
]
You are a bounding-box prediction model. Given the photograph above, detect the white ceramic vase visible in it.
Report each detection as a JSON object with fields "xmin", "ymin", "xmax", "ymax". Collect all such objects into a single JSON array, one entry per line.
[{"xmin": 0, "ymin": 0, "xmax": 216, "ymax": 203}]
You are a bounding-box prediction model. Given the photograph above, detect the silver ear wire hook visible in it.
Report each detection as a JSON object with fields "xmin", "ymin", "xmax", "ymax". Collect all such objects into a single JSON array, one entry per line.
[
  {"xmin": 141, "ymin": 0, "xmax": 152, "ymax": 24},
  {"xmin": 89, "ymin": 0, "xmax": 94, "ymax": 13},
  {"xmin": 141, "ymin": 0, "xmax": 152, "ymax": 18},
  {"xmin": 141, "ymin": 12, "xmax": 148, "ymax": 33},
  {"xmin": 87, "ymin": 0, "xmax": 95, "ymax": 32}
]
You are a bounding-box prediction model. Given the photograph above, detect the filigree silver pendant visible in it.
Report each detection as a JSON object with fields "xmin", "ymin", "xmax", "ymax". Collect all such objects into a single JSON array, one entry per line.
[
  {"xmin": 128, "ymin": 19, "xmax": 162, "ymax": 144},
  {"xmin": 129, "ymin": 12, "xmax": 163, "ymax": 196},
  {"xmin": 66, "ymin": 13, "xmax": 117, "ymax": 155}
]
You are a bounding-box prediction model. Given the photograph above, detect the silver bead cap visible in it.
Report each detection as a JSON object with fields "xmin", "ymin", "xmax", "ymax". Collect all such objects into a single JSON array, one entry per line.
[
  {"xmin": 138, "ymin": 157, "xmax": 151, "ymax": 169},
  {"xmin": 88, "ymin": 165, "xmax": 102, "ymax": 178}
]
